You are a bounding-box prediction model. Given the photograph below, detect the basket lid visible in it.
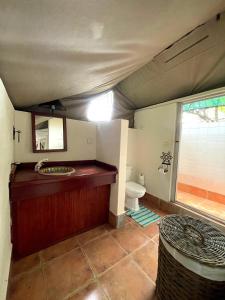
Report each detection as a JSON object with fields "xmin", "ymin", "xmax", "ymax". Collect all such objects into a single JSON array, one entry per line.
[{"xmin": 159, "ymin": 215, "xmax": 225, "ymax": 266}]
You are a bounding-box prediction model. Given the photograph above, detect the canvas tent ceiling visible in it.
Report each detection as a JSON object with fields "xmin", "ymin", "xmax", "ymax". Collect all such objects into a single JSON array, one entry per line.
[
  {"xmin": 26, "ymin": 89, "xmax": 137, "ymax": 127},
  {"xmin": 118, "ymin": 11, "xmax": 225, "ymax": 108},
  {"xmin": 1, "ymin": 1, "xmax": 225, "ymax": 107}
]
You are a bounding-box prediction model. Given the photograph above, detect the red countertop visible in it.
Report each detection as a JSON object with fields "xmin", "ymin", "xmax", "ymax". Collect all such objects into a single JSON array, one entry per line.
[{"xmin": 10, "ymin": 160, "xmax": 117, "ymax": 201}]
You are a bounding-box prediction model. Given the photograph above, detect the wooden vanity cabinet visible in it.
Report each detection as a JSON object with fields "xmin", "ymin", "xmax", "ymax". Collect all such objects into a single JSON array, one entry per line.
[{"xmin": 10, "ymin": 161, "xmax": 117, "ymax": 258}]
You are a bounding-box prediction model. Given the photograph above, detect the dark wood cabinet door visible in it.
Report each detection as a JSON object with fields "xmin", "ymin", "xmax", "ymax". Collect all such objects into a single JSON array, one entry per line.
[{"xmin": 12, "ymin": 185, "xmax": 110, "ymax": 258}]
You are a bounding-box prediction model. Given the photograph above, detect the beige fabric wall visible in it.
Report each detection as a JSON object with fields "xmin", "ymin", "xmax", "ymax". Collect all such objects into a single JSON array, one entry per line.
[
  {"xmin": 0, "ymin": 80, "xmax": 14, "ymax": 300},
  {"xmin": 128, "ymin": 104, "xmax": 177, "ymax": 202},
  {"xmin": 96, "ymin": 119, "xmax": 128, "ymax": 216},
  {"xmin": 14, "ymin": 111, "xmax": 97, "ymax": 162}
]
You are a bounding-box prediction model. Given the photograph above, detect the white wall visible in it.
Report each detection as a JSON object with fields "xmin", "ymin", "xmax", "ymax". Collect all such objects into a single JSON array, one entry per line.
[
  {"xmin": 127, "ymin": 128, "xmax": 138, "ymax": 181},
  {"xmin": 178, "ymin": 122, "xmax": 225, "ymax": 195},
  {"xmin": 96, "ymin": 119, "xmax": 128, "ymax": 216},
  {"xmin": 0, "ymin": 80, "xmax": 14, "ymax": 300},
  {"xmin": 15, "ymin": 111, "xmax": 97, "ymax": 162},
  {"xmin": 128, "ymin": 103, "xmax": 177, "ymax": 201}
]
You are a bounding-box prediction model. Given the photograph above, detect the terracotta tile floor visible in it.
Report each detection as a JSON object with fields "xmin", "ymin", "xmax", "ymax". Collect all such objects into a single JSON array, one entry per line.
[
  {"xmin": 177, "ymin": 191, "xmax": 225, "ymax": 221},
  {"xmin": 8, "ymin": 208, "xmax": 163, "ymax": 300}
]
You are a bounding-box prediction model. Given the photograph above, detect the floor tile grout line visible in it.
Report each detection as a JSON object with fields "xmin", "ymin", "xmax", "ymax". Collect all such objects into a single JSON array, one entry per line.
[
  {"xmin": 152, "ymin": 234, "xmax": 159, "ymax": 245},
  {"xmin": 93, "ymin": 253, "xmax": 157, "ymax": 297},
  {"xmin": 61, "ymin": 248, "xmax": 111, "ymax": 300},
  {"xmin": 80, "ymin": 233, "xmax": 129, "ymax": 279},
  {"xmin": 62, "ymin": 278, "xmax": 97, "ymax": 300},
  {"xmin": 99, "ymin": 285, "xmax": 112, "ymax": 300},
  {"xmin": 78, "ymin": 224, "xmax": 158, "ymax": 280},
  {"xmin": 110, "ymin": 231, "xmax": 151, "ymax": 257},
  {"xmin": 41, "ymin": 253, "xmax": 57, "ymax": 300},
  {"xmin": 139, "ymin": 229, "xmax": 154, "ymax": 239},
  {"xmin": 131, "ymin": 258, "xmax": 156, "ymax": 286},
  {"xmin": 40, "ymin": 248, "xmax": 69, "ymax": 265},
  {"xmin": 80, "ymin": 243, "xmax": 98, "ymax": 279},
  {"xmin": 95, "ymin": 238, "xmax": 154, "ymax": 279},
  {"xmin": 97, "ymin": 239, "xmax": 158, "ymax": 280},
  {"xmin": 59, "ymin": 258, "xmax": 111, "ymax": 300},
  {"xmin": 13, "ymin": 243, "xmax": 81, "ymax": 274},
  {"xmin": 95, "ymin": 278, "xmax": 111, "ymax": 300},
  {"xmin": 77, "ymin": 227, "xmax": 110, "ymax": 247},
  {"xmin": 96, "ymin": 254, "xmax": 131, "ymax": 279},
  {"xmin": 39, "ymin": 251, "xmax": 44, "ymax": 265},
  {"xmin": 9, "ymin": 264, "xmax": 41, "ymax": 281},
  {"xmin": 40, "ymin": 246, "xmax": 82, "ymax": 266},
  {"xmin": 40, "ymin": 245, "xmax": 95, "ymax": 300},
  {"xmin": 78, "ymin": 231, "xmax": 108, "ymax": 247},
  {"xmin": 81, "ymin": 233, "xmax": 133, "ymax": 279},
  {"xmin": 142, "ymin": 228, "xmax": 160, "ymax": 239},
  {"xmin": 42, "ymin": 245, "xmax": 98, "ymax": 300},
  {"xmin": 131, "ymin": 241, "xmax": 159, "ymax": 283},
  {"xmin": 40, "ymin": 262, "xmax": 49, "ymax": 300},
  {"xmin": 109, "ymin": 233, "xmax": 129, "ymax": 255},
  {"xmin": 129, "ymin": 239, "xmax": 157, "ymax": 257},
  {"xmin": 123, "ymin": 219, "xmax": 154, "ymax": 240}
]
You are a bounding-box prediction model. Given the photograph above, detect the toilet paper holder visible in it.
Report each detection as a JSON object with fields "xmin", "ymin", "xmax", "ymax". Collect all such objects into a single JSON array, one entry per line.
[{"xmin": 158, "ymin": 151, "xmax": 173, "ymax": 173}]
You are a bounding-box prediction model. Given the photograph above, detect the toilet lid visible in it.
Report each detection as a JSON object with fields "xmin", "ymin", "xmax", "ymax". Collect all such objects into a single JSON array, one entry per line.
[{"xmin": 126, "ymin": 181, "xmax": 146, "ymax": 193}]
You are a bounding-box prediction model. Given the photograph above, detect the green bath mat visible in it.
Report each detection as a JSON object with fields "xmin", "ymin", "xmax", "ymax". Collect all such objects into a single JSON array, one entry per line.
[{"xmin": 126, "ymin": 206, "xmax": 160, "ymax": 227}]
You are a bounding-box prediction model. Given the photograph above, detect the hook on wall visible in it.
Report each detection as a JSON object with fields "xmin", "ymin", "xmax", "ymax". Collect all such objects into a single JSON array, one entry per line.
[{"xmin": 13, "ymin": 126, "xmax": 21, "ymax": 143}]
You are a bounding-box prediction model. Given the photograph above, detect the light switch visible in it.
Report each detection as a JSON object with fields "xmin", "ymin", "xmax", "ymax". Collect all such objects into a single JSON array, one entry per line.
[{"xmin": 87, "ymin": 138, "xmax": 93, "ymax": 144}]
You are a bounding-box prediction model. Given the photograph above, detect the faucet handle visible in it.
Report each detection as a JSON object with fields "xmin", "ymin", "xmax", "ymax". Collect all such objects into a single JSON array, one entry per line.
[
  {"xmin": 41, "ymin": 158, "xmax": 49, "ymax": 163},
  {"xmin": 35, "ymin": 158, "xmax": 49, "ymax": 172}
]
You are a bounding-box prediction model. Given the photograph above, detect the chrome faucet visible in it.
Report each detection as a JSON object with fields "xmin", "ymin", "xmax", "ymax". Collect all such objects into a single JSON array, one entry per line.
[{"xmin": 34, "ymin": 158, "xmax": 48, "ymax": 172}]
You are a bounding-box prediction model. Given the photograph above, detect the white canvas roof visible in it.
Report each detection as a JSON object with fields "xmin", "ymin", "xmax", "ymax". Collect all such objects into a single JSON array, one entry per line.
[{"xmin": 1, "ymin": 0, "xmax": 225, "ymax": 109}]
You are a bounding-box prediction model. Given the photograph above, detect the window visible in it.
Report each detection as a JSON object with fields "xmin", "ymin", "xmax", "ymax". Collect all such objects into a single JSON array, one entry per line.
[
  {"xmin": 87, "ymin": 91, "xmax": 113, "ymax": 122},
  {"xmin": 176, "ymin": 96, "xmax": 225, "ymax": 222}
]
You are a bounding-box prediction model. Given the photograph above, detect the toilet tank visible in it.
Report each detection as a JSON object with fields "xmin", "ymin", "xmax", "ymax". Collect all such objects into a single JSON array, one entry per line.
[{"xmin": 126, "ymin": 165, "xmax": 133, "ymax": 181}]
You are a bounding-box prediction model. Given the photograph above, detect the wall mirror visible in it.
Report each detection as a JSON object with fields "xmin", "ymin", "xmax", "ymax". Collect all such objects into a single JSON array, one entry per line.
[{"xmin": 32, "ymin": 113, "xmax": 67, "ymax": 152}]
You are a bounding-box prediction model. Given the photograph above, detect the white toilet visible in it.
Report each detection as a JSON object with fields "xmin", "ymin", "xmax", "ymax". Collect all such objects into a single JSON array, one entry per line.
[{"xmin": 125, "ymin": 166, "xmax": 146, "ymax": 211}]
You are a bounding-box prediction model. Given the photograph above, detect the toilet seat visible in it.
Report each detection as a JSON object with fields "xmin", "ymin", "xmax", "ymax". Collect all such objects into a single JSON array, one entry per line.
[
  {"xmin": 126, "ymin": 181, "xmax": 145, "ymax": 193},
  {"xmin": 126, "ymin": 181, "xmax": 146, "ymax": 198}
]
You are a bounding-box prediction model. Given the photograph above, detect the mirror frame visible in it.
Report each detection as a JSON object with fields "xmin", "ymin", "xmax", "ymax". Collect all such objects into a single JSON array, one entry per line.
[{"xmin": 31, "ymin": 112, "xmax": 67, "ymax": 153}]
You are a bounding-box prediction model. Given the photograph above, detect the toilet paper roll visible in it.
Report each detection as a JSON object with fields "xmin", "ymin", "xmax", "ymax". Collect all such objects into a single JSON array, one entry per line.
[
  {"xmin": 138, "ymin": 173, "xmax": 145, "ymax": 186},
  {"xmin": 158, "ymin": 166, "xmax": 167, "ymax": 175}
]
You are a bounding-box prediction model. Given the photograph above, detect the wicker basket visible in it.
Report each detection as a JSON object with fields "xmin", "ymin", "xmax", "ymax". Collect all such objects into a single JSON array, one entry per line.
[{"xmin": 156, "ymin": 215, "xmax": 225, "ymax": 300}]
